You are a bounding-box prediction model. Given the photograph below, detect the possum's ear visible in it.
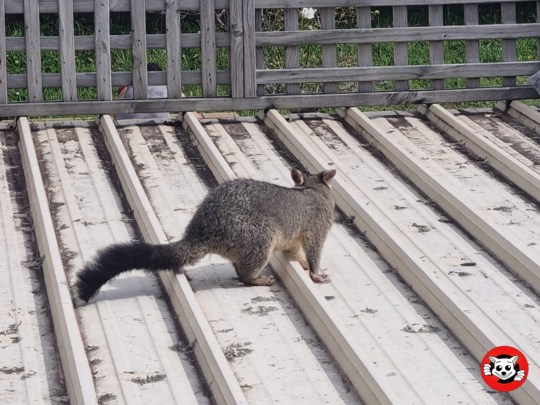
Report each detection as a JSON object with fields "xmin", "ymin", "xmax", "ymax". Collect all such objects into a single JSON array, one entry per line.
[
  {"xmin": 511, "ymin": 355, "xmax": 519, "ymax": 364},
  {"xmin": 321, "ymin": 169, "xmax": 337, "ymax": 186},
  {"xmin": 291, "ymin": 169, "xmax": 305, "ymax": 185},
  {"xmin": 488, "ymin": 356, "xmax": 497, "ymax": 363}
]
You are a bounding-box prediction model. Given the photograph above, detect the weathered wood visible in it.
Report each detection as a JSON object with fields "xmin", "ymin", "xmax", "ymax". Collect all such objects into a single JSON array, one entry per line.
[
  {"xmin": 0, "ymin": 0, "xmax": 7, "ymax": 103},
  {"xmin": 321, "ymin": 8, "xmax": 337, "ymax": 94},
  {"xmin": 201, "ymin": 0, "xmax": 217, "ymax": 97},
  {"xmin": 5, "ymin": 0, "xmax": 538, "ymax": 114},
  {"xmin": 357, "ymin": 6, "xmax": 372, "ymax": 93},
  {"xmin": 429, "ymin": 5, "xmax": 444, "ymax": 90},
  {"xmin": 229, "ymin": 0, "xmax": 244, "ymax": 98},
  {"xmin": 6, "ymin": 70, "xmax": 231, "ymax": 89},
  {"xmin": 95, "ymin": 0, "xmax": 112, "ymax": 101},
  {"xmin": 5, "ymin": 0, "xmax": 231, "ymax": 14},
  {"xmin": 5, "ymin": 33, "xmax": 230, "ymax": 52},
  {"xmin": 464, "ymin": 4, "xmax": 480, "ymax": 88},
  {"xmin": 538, "ymin": 2, "xmax": 540, "ymax": 61},
  {"xmin": 502, "ymin": 2, "xmax": 517, "ymax": 87},
  {"xmin": 393, "ymin": 6, "xmax": 409, "ymax": 91},
  {"xmin": 284, "ymin": 8, "xmax": 300, "ymax": 95},
  {"xmin": 0, "ymin": 87, "xmax": 536, "ymax": 117},
  {"xmin": 255, "ymin": 8, "xmax": 264, "ymax": 96},
  {"xmin": 3, "ymin": 0, "xmax": 534, "ymax": 14},
  {"xmin": 254, "ymin": 0, "xmax": 531, "ymax": 7},
  {"xmin": 243, "ymin": 0, "xmax": 257, "ymax": 97},
  {"xmin": 14, "ymin": 60, "xmax": 537, "ymax": 90},
  {"xmin": 166, "ymin": 0, "xmax": 182, "ymax": 98},
  {"xmin": 58, "ymin": 0, "xmax": 77, "ymax": 101},
  {"xmin": 11, "ymin": 20, "xmax": 536, "ymax": 53},
  {"xmin": 131, "ymin": 0, "xmax": 148, "ymax": 99},
  {"xmin": 256, "ymin": 61, "xmax": 540, "ymax": 84},
  {"xmin": 256, "ymin": 23, "xmax": 540, "ymax": 46},
  {"xmin": 24, "ymin": 0, "xmax": 43, "ymax": 103}
]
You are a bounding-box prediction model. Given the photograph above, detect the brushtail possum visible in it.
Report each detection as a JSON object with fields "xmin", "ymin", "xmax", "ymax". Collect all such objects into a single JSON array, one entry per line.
[{"xmin": 77, "ymin": 169, "xmax": 337, "ymax": 302}]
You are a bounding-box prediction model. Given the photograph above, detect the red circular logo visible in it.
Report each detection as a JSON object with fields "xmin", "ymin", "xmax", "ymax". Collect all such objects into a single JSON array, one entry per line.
[{"xmin": 481, "ymin": 346, "xmax": 528, "ymax": 392}]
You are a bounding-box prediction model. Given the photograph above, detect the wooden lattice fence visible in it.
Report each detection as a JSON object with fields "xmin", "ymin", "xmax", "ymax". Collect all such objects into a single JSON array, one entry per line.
[{"xmin": 0, "ymin": 0, "xmax": 538, "ymax": 116}]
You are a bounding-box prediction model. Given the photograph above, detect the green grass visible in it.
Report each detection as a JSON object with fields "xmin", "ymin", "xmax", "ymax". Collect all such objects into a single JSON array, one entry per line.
[{"xmin": 3, "ymin": 4, "xmax": 540, "ymax": 116}]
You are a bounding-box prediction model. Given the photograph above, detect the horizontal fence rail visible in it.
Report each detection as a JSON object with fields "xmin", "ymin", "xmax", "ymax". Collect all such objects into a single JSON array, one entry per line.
[
  {"xmin": 4, "ymin": 0, "xmax": 231, "ymax": 13},
  {"xmin": 0, "ymin": 0, "xmax": 538, "ymax": 116},
  {"xmin": 255, "ymin": 24, "xmax": 540, "ymax": 46},
  {"xmin": 255, "ymin": 0, "xmax": 533, "ymax": 6}
]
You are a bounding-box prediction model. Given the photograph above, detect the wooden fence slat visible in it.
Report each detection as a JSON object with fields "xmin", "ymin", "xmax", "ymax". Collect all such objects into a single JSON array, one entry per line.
[
  {"xmin": 229, "ymin": 0, "xmax": 244, "ymax": 98},
  {"xmin": 255, "ymin": 61, "xmax": 540, "ymax": 83},
  {"xmin": 429, "ymin": 5, "xmax": 444, "ymax": 90},
  {"xmin": 166, "ymin": 0, "xmax": 182, "ymax": 99},
  {"xmin": 357, "ymin": 6, "xmax": 373, "ymax": 93},
  {"xmin": 5, "ymin": 32, "xmax": 229, "ymax": 53},
  {"xmin": 201, "ymin": 0, "xmax": 217, "ymax": 98},
  {"xmin": 59, "ymin": 0, "xmax": 77, "ymax": 102},
  {"xmin": 502, "ymin": 2, "xmax": 517, "ymax": 87},
  {"xmin": 0, "ymin": 87, "xmax": 536, "ymax": 117},
  {"xmin": 393, "ymin": 6, "xmax": 409, "ymax": 91},
  {"xmin": 538, "ymin": 1, "xmax": 540, "ymax": 62},
  {"xmin": 243, "ymin": 0, "xmax": 256, "ymax": 97},
  {"xmin": 2, "ymin": 24, "xmax": 535, "ymax": 53},
  {"xmin": 24, "ymin": 0, "xmax": 42, "ymax": 103},
  {"xmin": 6, "ymin": 0, "xmax": 232, "ymax": 14},
  {"xmin": 255, "ymin": 8, "xmax": 264, "ymax": 96},
  {"xmin": 254, "ymin": 0, "xmax": 534, "ymax": 7},
  {"xmin": 284, "ymin": 8, "xmax": 300, "ymax": 95},
  {"xmin": 4, "ymin": 0, "xmax": 535, "ymax": 14},
  {"xmin": 131, "ymin": 0, "xmax": 148, "ymax": 99},
  {"xmin": 0, "ymin": 0, "xmax": 7, "ymax": 104},
  {"xmin": 95, "ymin": 0, "xmax": 112, "ymax": 101},
  {"xmin": 256, "ymin": 23, "xmax": 539, "ymax": 46},
  {"xmin": 7, "ymin": 60, "xmax": 538, "ymax": 90},
  {"xmin": 6, "ymin": 70, "xmax": 233, "ymax": 89},
  {"xmin": 465, "ymin": 4, "xmax": 480, "ymax": 88},
  {"xmin": 321, "ymin": 8, "xmax": 337, "ymax": 94}
]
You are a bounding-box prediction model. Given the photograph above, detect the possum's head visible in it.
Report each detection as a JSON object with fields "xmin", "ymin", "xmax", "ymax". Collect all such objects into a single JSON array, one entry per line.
[
  {"xmin": 489, "ymin": 355, "xmax": 519, "ymax": 380},
  {"xmin": 291, "ymin": 169, "xmax": 336, "ymax": 189}
]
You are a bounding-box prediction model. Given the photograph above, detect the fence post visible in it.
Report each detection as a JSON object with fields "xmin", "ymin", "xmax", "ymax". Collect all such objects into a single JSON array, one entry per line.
[
  {"xmin": 230, "ymin": 0, "xmax": 244, "ymax": 98},
  {"xmin": 201, "ymin": 0, "xmax": 217, "ymax": 98},
  {"xmin": 243, "ymin": 0, "xmax": 256, "ymax": 98}
]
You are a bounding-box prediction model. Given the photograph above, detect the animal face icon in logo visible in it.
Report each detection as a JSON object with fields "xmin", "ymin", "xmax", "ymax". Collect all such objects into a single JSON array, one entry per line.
[
  {"xmin": 484, "ymin": 355, "xmax": 524, "ymax": 382},
  {"xmin": 481, "ymin": 346, "xmax": 528, "ymax": 392}
]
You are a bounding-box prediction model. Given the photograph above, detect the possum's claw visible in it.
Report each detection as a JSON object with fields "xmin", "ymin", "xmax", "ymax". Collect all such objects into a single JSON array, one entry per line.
[
  {"xmin": 261, "ymin": 275, "xmax": 276, "ymax": 286},
  {"xmin": 310, "ymin": 272, "xmax": 330, "ymax": 284}
]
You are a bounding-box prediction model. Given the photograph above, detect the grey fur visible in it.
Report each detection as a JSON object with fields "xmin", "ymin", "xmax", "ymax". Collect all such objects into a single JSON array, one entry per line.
[{"xmin": 76, "ymin": 169, "xmax": 336, "ymax": 302}]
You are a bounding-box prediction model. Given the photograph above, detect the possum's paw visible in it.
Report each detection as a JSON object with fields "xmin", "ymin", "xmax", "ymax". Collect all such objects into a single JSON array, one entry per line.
[
  {"xmin": 310, "ymin": 272, "xmax": 330, "ymax": 284},
  {"xmin": 262, "ymin": 275, "xmax": 276, "ymax": 286},
  {"xmin": 483, "ymin": 364, "xmax": 492, "ymax": 376},
  {"xmin": 515, "ymin": 370, "xmax": 525, "ymax": 381}
]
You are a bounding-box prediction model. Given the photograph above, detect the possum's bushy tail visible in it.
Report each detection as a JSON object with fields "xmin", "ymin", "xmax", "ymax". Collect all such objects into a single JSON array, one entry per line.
[{"xmin": 76, "ymin": 240, "xmax": 206, "ymax": 302}]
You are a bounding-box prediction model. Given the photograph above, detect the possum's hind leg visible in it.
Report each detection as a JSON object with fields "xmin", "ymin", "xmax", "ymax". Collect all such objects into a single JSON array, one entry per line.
[
  {"xmin": 302, "ymin": 233, "xmax": 330, "ymax": 284},
  {"xmin": 234, "ymin": 253, "xmax": 275, "ymax": 287},
  {"xmin": 286, "ymin": 244, "xmax": 309, "ymax": 271}
]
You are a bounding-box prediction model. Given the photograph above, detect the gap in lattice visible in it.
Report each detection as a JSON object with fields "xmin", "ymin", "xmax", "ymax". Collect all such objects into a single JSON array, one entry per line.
[
  {"xmin": 443, "ymin": 5, "xmax": 464, "ymax": 25},
  {"xmin": 39, "ymin": 13, "xmax": 59, "ymax": 36},
  {"xmin": 479, "ymin": 3, "xmax": 501, "ymax": 24}
]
